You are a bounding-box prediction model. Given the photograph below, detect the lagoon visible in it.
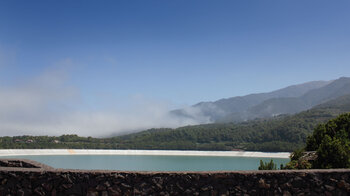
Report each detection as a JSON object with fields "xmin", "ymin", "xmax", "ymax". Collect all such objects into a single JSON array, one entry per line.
[{"xmin": 0, "ymin": 149, "xmax": 289, "ymax": 171}]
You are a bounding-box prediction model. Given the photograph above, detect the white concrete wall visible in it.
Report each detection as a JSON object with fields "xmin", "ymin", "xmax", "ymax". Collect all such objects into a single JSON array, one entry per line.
[{"xmin": 0, "ymin": 149, "xmax": 290, "ymax": 158}]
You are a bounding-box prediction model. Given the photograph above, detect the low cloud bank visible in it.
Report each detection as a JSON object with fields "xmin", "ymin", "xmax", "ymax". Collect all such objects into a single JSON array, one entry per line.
[{"xmin": 0, "ymin": 67, "xmax": 210, "ymax": 137}]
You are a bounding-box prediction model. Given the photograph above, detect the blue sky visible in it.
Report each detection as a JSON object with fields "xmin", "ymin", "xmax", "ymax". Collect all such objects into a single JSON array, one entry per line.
[{"xmin": 0, "ymin": 0, "xmax": 350, "ymax": 136}]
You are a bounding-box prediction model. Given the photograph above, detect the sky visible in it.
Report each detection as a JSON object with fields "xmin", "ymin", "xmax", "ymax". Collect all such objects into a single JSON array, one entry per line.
[{"xmin": 0, "ymin": 0, "xmax": 350, "ymax": 136}]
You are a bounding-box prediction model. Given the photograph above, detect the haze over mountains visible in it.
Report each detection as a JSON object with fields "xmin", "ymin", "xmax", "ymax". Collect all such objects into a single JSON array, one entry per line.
[
  {"xmin": 172, "ymin": 77, "xmax": 350, "ymax": 123},
  {"xmin": 5, "ymin": 92, "xmax": 350, "ymax": 151}
]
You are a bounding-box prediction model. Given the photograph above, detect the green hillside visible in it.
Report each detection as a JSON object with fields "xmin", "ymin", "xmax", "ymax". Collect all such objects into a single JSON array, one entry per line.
[
  {"xmin": 113, "ymin": 94, "xmax": 350, "ymax": 152},
  {"xmin": 1, "ymin": 95, "xmax": 350, "ymax": 152}
]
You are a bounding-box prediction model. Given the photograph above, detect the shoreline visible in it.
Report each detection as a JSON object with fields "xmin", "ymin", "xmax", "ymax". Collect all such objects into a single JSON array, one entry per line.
[{"xmin": 0, "ymin": 149, "xmax": 290, "ymax": 158}]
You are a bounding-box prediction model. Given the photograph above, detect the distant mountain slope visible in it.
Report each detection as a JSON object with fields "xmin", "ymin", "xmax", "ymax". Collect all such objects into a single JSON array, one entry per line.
[
  {"xmin": 2, "ymin": 95, "xmax": 350, "ymax": 152},
  {"xmin": 231, "ymin": 77, "xmax": 350, "ymax": 122},
  {"xmin": 302, "ymin": 77, "xmax": 350, "ymax": 106},
  {"xmin": 116, "ymin": 94, "xmax": 350, "ymax": 152},
  {"xmin": 172, "ymin": 77, "xmax": 350, "ymax": 123}
]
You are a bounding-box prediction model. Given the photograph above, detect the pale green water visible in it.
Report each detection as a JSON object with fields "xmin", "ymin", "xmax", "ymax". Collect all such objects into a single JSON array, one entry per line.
[{"xmin": 6, "ymin": 155, "xmax": 289, "ymax": 171}]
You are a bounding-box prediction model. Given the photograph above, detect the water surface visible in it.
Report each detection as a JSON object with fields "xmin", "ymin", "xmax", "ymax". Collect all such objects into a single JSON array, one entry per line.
[{"xmin": 6, "ymin": 155, "xmax": 289, "ymax": 171}]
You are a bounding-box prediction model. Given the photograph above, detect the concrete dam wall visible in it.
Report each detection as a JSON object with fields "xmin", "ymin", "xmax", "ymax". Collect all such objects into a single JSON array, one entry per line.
[
  {"xmin": 0, "ymin": 159, "xmax": 349, "ymax": 195},
  {"xmin": 0, "ymin": 149, "xmax": 290, "ymax": 158}
]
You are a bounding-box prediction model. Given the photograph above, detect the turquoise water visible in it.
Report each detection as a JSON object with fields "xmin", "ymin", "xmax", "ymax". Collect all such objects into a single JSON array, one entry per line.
[{"xmin": 6, "ymin": 155, "xmax": 289, "ymax": 171}]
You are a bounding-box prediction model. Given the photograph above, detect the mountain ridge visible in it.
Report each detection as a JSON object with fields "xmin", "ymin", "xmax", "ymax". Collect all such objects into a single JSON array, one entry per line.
[
  {"xmin": 116, "ymin": 93, "xmax": 350, "ymax": 152},
  {"xmin": 171, "ymin": 77, "xmax": 350, "ymax": 123}
]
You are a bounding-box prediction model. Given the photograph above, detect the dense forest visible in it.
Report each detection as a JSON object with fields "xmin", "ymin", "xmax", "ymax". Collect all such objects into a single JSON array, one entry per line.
[
  {"xmin": 276, "ymin": 112, "xmax": 350, "ymax": 170},
  {"xmin": 1, "ymin": 95, "xmax": 350, "ymax": 152}
]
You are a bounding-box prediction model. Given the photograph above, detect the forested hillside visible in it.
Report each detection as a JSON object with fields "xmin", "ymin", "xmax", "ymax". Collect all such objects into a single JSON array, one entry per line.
[
  {"xmin": 1, "ymin": 95, "xmax": 350, "ymax": 152},
  {"xmin": 113, "ymin": 94, "xmax": 350, "ymax": 151}
]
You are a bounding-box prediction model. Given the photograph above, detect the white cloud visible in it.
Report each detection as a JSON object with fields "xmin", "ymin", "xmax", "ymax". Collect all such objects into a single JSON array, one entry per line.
[{"xmin": 0, "ymin": 63, "xmax": 207, "ymax": 137}]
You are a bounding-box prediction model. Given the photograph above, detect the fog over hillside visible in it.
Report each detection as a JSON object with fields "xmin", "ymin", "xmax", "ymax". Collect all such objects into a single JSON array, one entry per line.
[
  {"xmin": 172, "ymin": 77, "xmax": 350, "ymax": 123},
  {"xmin": 0, "ymin": 65, "xmax": 348, "ymax": 137},
  {"xmin": 0, "ymin": 67, "xmax": 204, "ymax": 137}
]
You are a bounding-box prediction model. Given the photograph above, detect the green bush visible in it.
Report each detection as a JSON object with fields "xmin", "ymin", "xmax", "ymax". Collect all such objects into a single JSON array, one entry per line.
[
  {"xmin": 283, "ymin": 113, "xmax": 350, "ymax": 169},
  {"xmin": 258, "ymin": 159, "xmax": 277, "ymax": 170},
  {"xmin": 306, "ymin": 113, "xmax": 350, "ymax": 169}
]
